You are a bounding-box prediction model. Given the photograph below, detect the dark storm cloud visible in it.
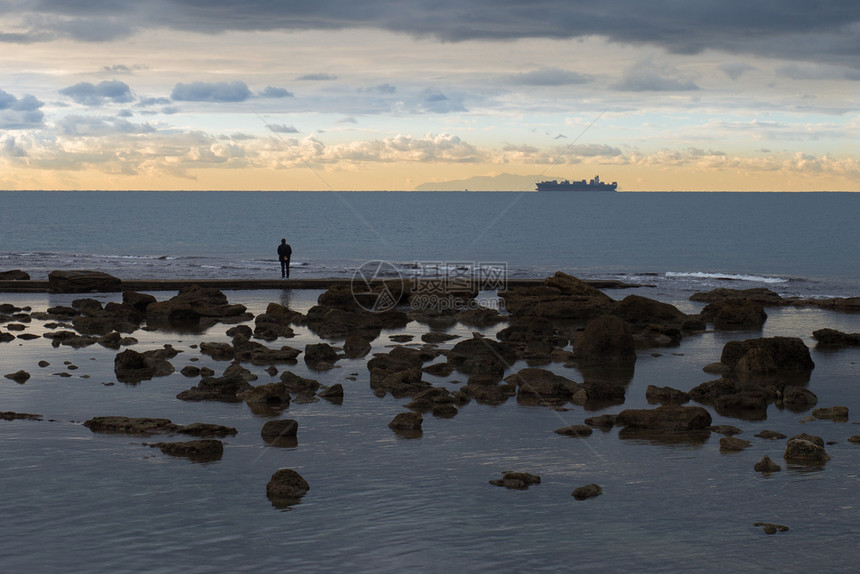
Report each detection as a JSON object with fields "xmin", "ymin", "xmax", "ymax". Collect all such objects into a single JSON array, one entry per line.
[
  {"xmin": 60, "ymin": 80, "xmax": 134, "ymax": 105},
  {"xmin": 11, "ymin": 2, "xmax": 860, "ymax": 67}
]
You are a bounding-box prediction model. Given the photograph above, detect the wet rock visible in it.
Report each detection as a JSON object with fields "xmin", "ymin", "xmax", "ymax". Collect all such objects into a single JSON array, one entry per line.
[
  {"xmin": 812, "ymin": 406, "xmax": 848, "ymax": 421},
  {"xmin": 691, "ymin": 287, "xmax": 783, "ymax": 305},
  {"xmin": 754, "ymin": 456, "xmax": 782, "ymax": 473},
  {"xmin": 180, "ymin": 365, "xmax": 201, "ymax": 377},
  {"xmin": 0, "ymin": 269, "xmax": 30, "ymax": 280},
  {"xmin": 700, "ymin": 298, "xmax": 767, "ymax": 330},
  {"xmin": 719, "ymin": 436, "xmax": 752, "ymax": 451},
  {"xmin": 405, "ymin": 387, "xmax": 455, "ymax": 412},
  {"xmin": 0, "ymin": 331, "xmax": 14, "ymax": 343},
  {"xmin": 501, "ymin": 271, "xmax": 615, "ymax": 321},
  {"xmin": 1, "ymin": 411, "xmax": 42, "ymax": 421},
  {"xmin": 720, "ymin": 337, "xmax": 814, "ymax": 374},
  {"xmin": 343, "ymin": 334, "xmax": 372, "ymax": 358},
  {"xmin": 238, "ymin": 382, "xmax": 291, "ymax": 407},
  {"xmin": 423, "ymin": 362, "xmax": 454, "ymax": 377},
  {"xmin": 253, "ymin": 311, "xmax": 296, "ymax": 340},
  {"xmin": 318, "ymin": 383, "xmax": 344, "ymax": 402},
  {"xmin": 4, "ymin": 370, "xmax": 30, "ymax": 384},
  {"xmin": 304, "ymin": 343, "xmax": 339, "ymax": 369},
  {"xmin": 200, "ymin": 342, "xmax": 235, "ymax": 361},
  {"xmin": 489, "ymin": 471, "xmax": 541, "ymax": 490},
  {"xmin": 645, "ymin": 385, "xmax": 690, "ymax": 405},
  {"xmin": 150, "ymin": 439, "xmax": 224, "ymax": 462},
  {"xmin": 554, "ymin": 424, "xmax": 593, "ymax": 437},
  {"xmin": 48, "ymin": 270, "xmax": 122, "ymax": 293},
  {"xmin": 847, "ymin": 435, "xmax": 860, "ymax": 444},
  {"xmin": 584, "ymin": 414, "xmax": 617, "ymax": 429},
  {"xmin": 421, "ymin": 331, "xmax": 459, "ymax": 344},
  {"xmin": 784, "ymin": 435, "xmax": 830, "ymax": 463},
  {"xmin": 571, "ymin": 483, "xmax": 603, "ymax": 500},
  {"xmin": 114, "ymin": 348, "xmax": 175, "ymax": 383},
  {"xmin": 461, "ymin": 382, "xmax": 516, "ymax": 406},
  {"xmin": 496, "ymin": 317, "xmax": 568, "ymax": 347},
  {"xmin": 573, "ymin": 315, "xmax": 636, "ymax": 366},
  {"xmin": 266, "ymin": 468, "xmax": 309, "ymax": 507},
  {"xmin": 83, "ymin": 416, "xmax": 236, "ymax": 437},
  {"xmin": 755, "ymin": 430, "xmax": 787, "ymax": 440},
  {"xmin": 616, "ymin": 405, "xmax": 712, "ymax": 432},
  {"xmin": 811, "ymin": 328, "xmax": 860, "ymax": 349},
  {"xmin": 178, "ymin": 422, "xmax": 238, "ymax": 438},
  {"xmin": 280, "ymin": 371, "xmax": 321, "ymax": 394},
  {"xmin": 388, "ymin": 411, "xmax": 423, "ymax": 434},
  {"xmin": 176, "ymin": 373, "xmax": 253, "ymax": 402},
  {"xmin": 505, "ymin": 367, "xmax": 577, "ymax": 402},
  {"xmin": 146, "ymin": 285, "xmax": 252, "ymax": 329},
  {"xmin": 614, "ymin": 294, "xmax": 691, "ymax": 335},
  {"xmin": 571, "ymin": 381, "xmax": 626, "ymax": 409},
  {"xmin": 447, "ymin": 334, "xmax": 518, "ymax": 378},
  {"xmin": 123, "ymin": 290, "xmax": 157, "ymax": 313},
  {"xmin": 702, "ymin": 362, "xmax": 731, "ymax": 375},
  {"xmin": 754, "ymin": 522, "xmax": 789, "ymax": 535},
  {"xmin": 260, "ymin": 419, "xmax": 299, "ymax": 446},
  {"xmin": 432, "ymin": 404, "xmax": 458, "ymax": 418},
  {"xmin": 714, "ymin": 391, "xmax": 769, "ymax": 421},
  {"xmin": 780, "ymin": 386, "xmax": 818, "ymax": 411},
  {"xmin": 708, "ymin": 425, "xmax": 743, "ymax": 435}
]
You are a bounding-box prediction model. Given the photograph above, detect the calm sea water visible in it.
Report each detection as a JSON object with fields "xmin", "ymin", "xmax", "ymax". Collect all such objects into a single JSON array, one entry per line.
[
  {"xmin": 2, "ymin": 190, "xmax": 859, "ymax": 299},
  {"xmin": 2, "ymin": 191, "xmax": 860, "ymax": 572}
]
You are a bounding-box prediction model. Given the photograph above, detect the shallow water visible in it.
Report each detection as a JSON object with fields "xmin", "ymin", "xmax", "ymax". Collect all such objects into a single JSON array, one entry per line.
[{"xmin": 1, "ymin": 288, "xmax": 859, "ymax": 572}]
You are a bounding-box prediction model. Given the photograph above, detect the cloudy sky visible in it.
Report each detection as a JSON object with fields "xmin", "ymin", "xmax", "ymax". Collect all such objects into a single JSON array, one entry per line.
[{"xmin": 1, "ymin": 0, "xmax": 858, "ymax": 191}]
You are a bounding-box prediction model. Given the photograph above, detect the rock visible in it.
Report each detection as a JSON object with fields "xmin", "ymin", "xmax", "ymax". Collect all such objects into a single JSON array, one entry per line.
[
  {"xmin": 700, "ymin": 298, "xmax": 767, "ymax": 330},
  {"xmin": 755, "ymin": 430, "xmax": 787, "ymax": 440},
  {"xmin": 0, "ymin": 269, "xmax": 30, "ymax": 280},
  {"xmin": 812, "ymin": 406, "xmax": 849, "ymax": 420},
  {"xmin": 571, "ymin": 483, "xmax": 603, "ymax": 500},
  {"xmin": 432, "ymin": 404, "xmax": 458, "ymax": 418},
  {"xmin": 496, "ymin": 317, "xmax": 568, "ymax": 347},
  {"xmin": 4, "ymin": 370, "xmax": 30, "ymax": 383},
  {"xmin": 784, "ymin": 436, "xmax": 830, "ymax": 463},
  {"xmin": 178, "ymin": 422, "xmax": 238, "ymax": 438},
  {"xmin": 266, "ymin": 468, "xmax": 310, "ymax": 507},
  {"xmin": 584, "ymin": 414, "xmax": 617, "ymax": 429},
  {"xmin": 615, "ymin": 405, "xmax": 712, "ymax": 431},
  {"xmin": 180, "ymin": 365, "xmax": 201, "ymax": 377},
  {"xmin": 489, "ymin": 471, "xmax": 541, "ymax": 490},
  {"xmin": 318, "ymin": 383, "xmax": 344, "ymax": 401},
  {"xmin": 702, "ymin": 362, "xmax": 731, "ymax": 375},
  {"xmin": 505, "ymin": 368, "xmax": 576, "ymax": 402},
  {"xmin": 554, "ymin": 424, "xmax": 593, "ymax": 437},
  {"xmin": 122, "ymin": 290, "xmax": 157, "ymax": 313},
  {"xmin": 200, "ymin": 342, "xmax": 235, "ymax": 361},
  {"xmin": 708, "ymin": 425, "xmax": 743, "ymax": 435},
  {"xmin": 83, "ymin": 416, "xmax": 236, "ymax": 437},
  {"xmin": 714, "ymin": 391, "xmax": 769, "ymax": 420},
  {"xmin": 645, "ymin": 385, "xmax": 690, "ymax": 405},
  {"xmin": 279, "ymin": 371, "xmax": 321, "ymax": 394},
  {"xmin": 0, "ymin": 411, "xmax": 42, "ymax": 421},
  {"xmin": 812, "ymin": 328, "xmax": 860, "ymax": 349},
  {"xmin": 421, "ymin": 331, "xmax": 459, "ymax": 344},
  {"xmin": 691, "ymin": 287, "xmax": 783, "ymax": 305},
  {"xmin": 260, "ymin": 419, "xmax": 299, "ymax": 446},
  {"xmin": 176, "ymin": 373, "xmax": 253, "ymax": 402},
  {"xmin": 573, "ymin": 315, "xmax": 636, "ymax": 365},
  {"xmin": 48, "ymin": 270, "xmax": 122, "ymax": 293},
  {"xmin": 304, "ymin": 343, "xmax": 339, "ymax": 369},
  {"xmin": 151, "ymin": 439, "xmax": 224, "ymax": 462},
  {"xmin": 113, "ymin": 348, "xmax": 174, "ymax": 383},
  {"xmin": 719, "ymin": 436, "xmax": 752, "ymax": 451},
  {"xmin": 614, "ymin": 294, "xmax": 690, "ymax": 332},
  {"xmin": 238, "ymin": 382, "xmax": 291, "ymax": 407},
  {"xmin": 423, "ymin": 362, "xmax": 454, "ymax": 377},
  {"xmin": 146, "ymin": 285, "xmax": 252, "ymax": 329},
  {"xmin": 847, "ymin": 436, "xmax": 860, "ymax": 444},
  {"xmin": 754, "ymin": 456, "xmax": 782, "ymax": 473},
  {"xmin": 781, "ymin": 386, "xmax": 818, "ymax": 411},
  {"xmin": 501, "ymin": 272, "xmax": 615, "ymax": 321},
  {"xmin": 447, "ymin": 334, "xmax": 517, "ymax": 377},
  {"xmin": 343, "ymin": 334, "xmax": 372, "ymax": 358},
  {"xmin": 388, "ymin": 411, "xmax": 423, "ymax": 430},
  {"xmin": 720, "ymin": 337, "xmax": 814, "ymax": 374},
  {"xmin": 754, "ymin": 522, "xmax": 789, "ymax": 534}
]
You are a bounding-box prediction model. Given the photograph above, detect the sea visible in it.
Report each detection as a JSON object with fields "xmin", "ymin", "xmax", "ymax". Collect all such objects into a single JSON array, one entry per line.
[{"xmin": 1, "ymin": 190, "xmax": 859, "ymax": 573}]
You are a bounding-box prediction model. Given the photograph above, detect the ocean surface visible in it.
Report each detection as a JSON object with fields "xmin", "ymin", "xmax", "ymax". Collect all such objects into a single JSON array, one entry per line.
[
  {"xmin": 1, "ymin": 191, "xmax": 860, "ymax": 573},
  {"xmin": 2, "ymin": 190, "xmax": 859, "ymax": 300}
]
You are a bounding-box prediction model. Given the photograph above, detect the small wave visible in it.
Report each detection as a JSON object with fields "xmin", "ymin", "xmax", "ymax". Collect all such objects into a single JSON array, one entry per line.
[{"xmin": 665, "ymin": 271, "xmax": 788, "ymax": 284}]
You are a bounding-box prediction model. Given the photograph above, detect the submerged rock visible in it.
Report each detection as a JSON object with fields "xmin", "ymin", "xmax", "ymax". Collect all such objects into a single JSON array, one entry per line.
[
  {"xmin": 150, "ymin": 439, "xmax": 224, "ymax": 462},
  {"xmin": 4, "ymin": 370, "xmax": 30, "ymax": 384},
  {"xmin": 266, "ymin": 468, "xmax": 310, "ymax": 508},
  {"xmin": 489, "ymin": 471, "xmax": 541, "ymax": 490},
  {"xmin": 571, "ymin": 483, "xmax": 603, "ymax": 500},
  {"xmin": 754, "ymin": 456, "xmax": 782, "ymax": 473}
]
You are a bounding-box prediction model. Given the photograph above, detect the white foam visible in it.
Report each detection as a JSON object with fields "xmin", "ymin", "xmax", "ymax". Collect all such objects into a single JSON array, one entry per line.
[{"xmin": 665, "ymin": 271, "xmax": 787, "ymax": 284}]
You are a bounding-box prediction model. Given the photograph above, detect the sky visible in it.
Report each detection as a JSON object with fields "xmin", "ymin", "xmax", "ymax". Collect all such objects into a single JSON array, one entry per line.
[{"xmin": 1, "ymin": 1, "xmax": 858, "ymax": 191}]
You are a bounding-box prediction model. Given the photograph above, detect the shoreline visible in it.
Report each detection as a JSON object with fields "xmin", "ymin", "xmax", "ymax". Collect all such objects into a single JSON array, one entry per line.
[{"xmin": 0, "ymin": 277, "xmax": 644, "ymax": 293}]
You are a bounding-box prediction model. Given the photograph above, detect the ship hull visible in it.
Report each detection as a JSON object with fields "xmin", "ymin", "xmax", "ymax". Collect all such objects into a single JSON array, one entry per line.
[{"xmin": 536, "ymin": 182, "xmax": 617, "ymax": 191}]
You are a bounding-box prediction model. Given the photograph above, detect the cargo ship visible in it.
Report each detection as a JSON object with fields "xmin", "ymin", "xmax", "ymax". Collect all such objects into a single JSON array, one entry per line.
[{"xmin": 536, "ymin": 175, "xmax": 617, "ymax": 191}]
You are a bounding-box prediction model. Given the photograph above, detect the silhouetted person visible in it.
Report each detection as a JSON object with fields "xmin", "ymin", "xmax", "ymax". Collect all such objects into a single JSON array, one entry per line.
[{"xmin": 277, "ymin": 239, "xmax": 292, "ymax": 278}]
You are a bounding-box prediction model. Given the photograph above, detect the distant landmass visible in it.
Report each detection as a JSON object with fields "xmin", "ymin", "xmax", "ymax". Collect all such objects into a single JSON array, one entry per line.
[{"xmin": 414, "ymin": 173, "xmax": 544, "ymax": 191}]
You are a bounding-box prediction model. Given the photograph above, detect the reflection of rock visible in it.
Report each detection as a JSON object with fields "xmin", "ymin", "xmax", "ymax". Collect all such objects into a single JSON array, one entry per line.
[
  {"xmin": 150, "ymin": 440, "xmax": 224, "ymax": 462},
  {"xmin": 571, "ymin": 483, "xmax": 602, "ymax": 500},
  {"xmin": 266, "ymin": 468, "xmax": 310, "ymax": 508},
  {"xmin": 489, "ymin": 471, "xmax": 541, "ymax": 490}
]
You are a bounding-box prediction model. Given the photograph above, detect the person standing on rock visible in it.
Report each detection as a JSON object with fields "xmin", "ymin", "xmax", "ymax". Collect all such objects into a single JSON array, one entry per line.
[{"xmin": 277, "ymin": 239, "xmax": 292, "ymax": 278}]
